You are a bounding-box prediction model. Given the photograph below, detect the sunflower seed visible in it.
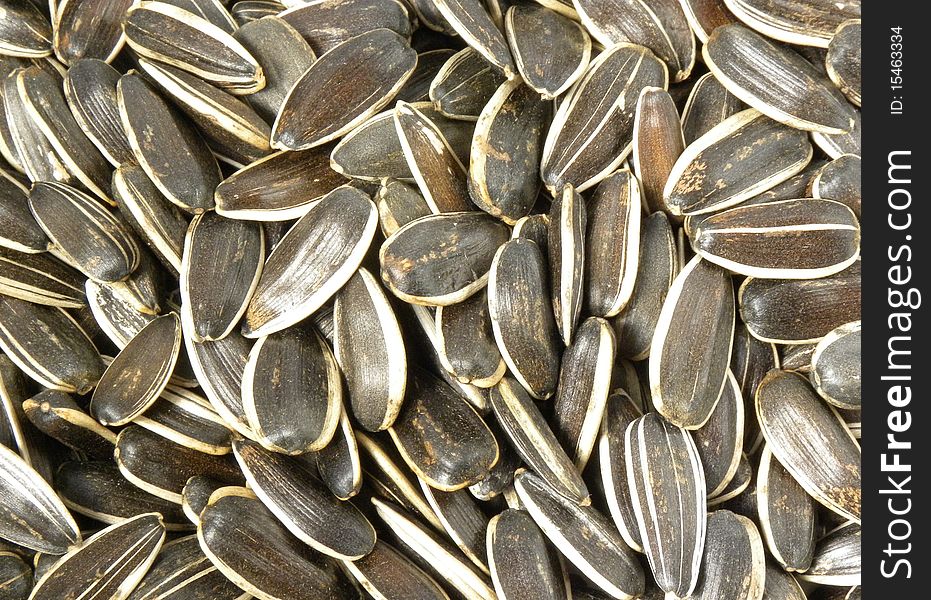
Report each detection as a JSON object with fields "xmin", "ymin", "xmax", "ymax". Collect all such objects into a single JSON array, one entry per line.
[
  {"xmin": 798, "ymin": 522, "xmax": 860, "ymax": 586},
  {"xmin": 245, "ymin": 186, "xmax": 376, "ymax": 336},
  {"xmin": 232, "ymin": 0, "xmax": 285, "ymax": 24},
  {"xmin": 511, "ymin": 212, "xmax": 549, "ymax": 250},
  {"xmin": 398, "ymin": 49, "xmax": 457, "ymax": 103},
  {"xmin": 136, "ymin": 57, "xmax": 272, "ymax": 167},
  {"xmin": 780, "ymin": 343, "xmax": 815, "ymax": 372},
  {"xmin": 825, "ymin": 20, "xmax": 860, "ymax": 107},
  {"xmin": 729, "ymin": 322, "xmax": 777, "ymax": 452},
  {"xmin": 811, "ymin": 154, "xmax": 860, "ymax": 218},
  {"xmin": 488, "ymin": 239, "xmax": 561, "ymax": 399},
  {"xmin": 0, "ymin": 0, "xmax": 51, "ymax": 58},
  {"xmin": 597, "ymin": 389, "xmax": 644, "ymax": 553},
  {"xmin": 687, "ymin": 510, "xmax": 765, "ymax": 600},
  {"xmin": 739, "ymin": 259, "xmax": 860, "ymax": 344},
  {"xmin": 0, "ymin": 549, "xmax": 30, "ymax": 599},
  {"xmin": 632, "ymin": 88, "xmax": 684, "ymax": 216},
  {"xmin": 0, "ymin": 443, "xmax": 81, "ymax": 553},
  {"xmin": 429, "ymin": 47, "xmax": 508, "ymax": 121},
  {"xmin": 703, "ymin": 25, "xmax": 856, "ymax": 134},
  {"xmin": 124, "ymin": 1, "xmax": 263, "ymax": 93},
  {"xmin": 489, "ymin": 376, "xmax": 589, "ymax": 505},
  {"xmin": 0, "ymin": 246, "xmax": 84, "ymax": 308},
  {"xmin": 30, "ymin": 513, "xmax": 165, "ymax": 600},
  {"xmin": 279, "ymin": 0, "xmax": 412, "ymax": 55},
  {"xmin": 0, "ymin": 172, "xmax": 46, "ymax": 254},
  {"xmin": 272, "ymin": 29, "xmax": 417, "ymax": 150},
  {"xmin": 395, "ymin": 100, "xmax": 472, "ymax": 213},
  {"xmin": 756, "ymin": 444, "xmax": 816, "ymax": 572},
  {"xmin": 678, "ymin": 0, "xmax": 739, "ymax": 43},
  {"xmin": 722, "ymin": 0, "xmax": 860, "ymax": 48},
  {"xmin": 420, "ymin": 480, "xmax": 489, "ymax": 573},
  {"xmin": 133, "ymin": 386, "xmax": 234, "ymax": 455},
  {"xmin": 755, "ymin": 369, "xmax": 860, "ymax": 522},
  {"xmin": 118, "ymin": 72, "xmax": 221, "ymax": 213},
  {"xmin": 435, "ymin": 288, "xmax": 505, "ymax": 388},
  {"xmin": 316, "ymin": 404, "xmax": 363, "ymax": 500},
  {"xmin": 343, "ymin": 539, "xmax": 450, "ymax": 600},
  {"xmin": 22, "ymin": 390, "xmax": 115, "ymax": 458},
  {"xmin": 810, "ymin": 320, "xmax": 860, "ymax": 409},
  {"xmin": 487, "ymin": 508, "xmax": 569, "ymax": 600},
  {"xmin": 198, "ymin": 490, "xmax": 356, "ymax": 599},
  {"xmin": 692, "ymin": 370, "xmax": 743, "ymax": 497},
  {"xmin": 762, "ymin": 562, "xmax": 806, "ymax": 600},
  {"xmin": 468, "ymin": 421, "xmax": 521, "ymax": 502},
  {"xmin": 377, "ymin": 179, "xmax": 432, "ymax": 236},
  {"xmin": 181, "ymin": 475, "xmax": 224, "ymax": 525},
  {"xmin": 504, "ymin": 4, "xmax": 590, "ymax": 99},
  {"xmin": 649, "ymin": 256, "xmax": 734, "ymax": 429},
  {"xmin": 433, "ymin": 0, "xmax": 515, "ymax": 78},
  {"xmin": 163, "ymin": 0, "xmax": 238, "ymax": 33},
  {"xmin": 52, "ymin": 0, "xmax": 131, "ymax": 65},
  {"xmin": 242, "ymin": 323, "xmax": 341, "ymax": 454},
  {"xmin": 541, "ymin": 43, "xmax": 668, "ymax": 193},
  {"xmin": 389, "ymin": 367, "xmax": 498, "ymax": 491},
  {"xmin": 708, "ymin": 451, "xmax": 752, "ymax": 505},
  {"xmin": 515, "ymin": 469, "xmax": 645, "ymax": 599},
  {"xmin": 574, "ymin": 0, "xmax": 695, "ymax": 82},
  {"xmin": 127, "ymin": 534, "xmax": 248, "ymax": 600},
  {"xmin": 60, "ymin": 59, "xmax": 132, "ymax": 168},
  {"xmin": 84, "ymin": 278, "xmax": 156, "ymax": 349},
  {"xmin": 737, "ymin": 157, "xmax": 827, "ymax": 208},
  {"xmin": 547, "ymin": 184, "xmax": 585, "ymax": 344},
  {"xmin": 680, "ymin": 72, "xmax": 746, "ymax": 144}
]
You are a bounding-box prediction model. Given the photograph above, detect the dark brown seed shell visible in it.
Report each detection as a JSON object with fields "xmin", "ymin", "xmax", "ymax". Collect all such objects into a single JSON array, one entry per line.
[
  {"xmin": 0, "ymin": 246, "xmax": 84, "ymax": 308},
  {"xmin": 687, "ymin": 510, "xmax": 765, "ymax": 600},
  {"xmin": 343, "ymin": 540, "xmax": 450, "ymax": 600},
  {"xmin": 316, "ymin": 405, "xmax": 362, "ymax": 501},
  {"xmin": 693, "ymin": 370, "xmax": 744, "ymax": 497},
  {"xmin": 680, "ymin": 71, "xmax": 746, "ymax": 144},
  {"xmin": 723, "ymin": 0, "xmax": 860, "ymax": 48},
  {"xmin": 279, "ymin": 0, "xmax": 412, "ymax": 56},
  {"xmin": 798, "ymin": 523, "xmax": 860, "ymax": 586},
  {"xmin": 127, "ymin": 534, "xmax": 248, "ymax": 600},
  {"xmin": 53, "ymin": 0, "xmax": 132, "ymax": 65},
  {"xmin": 429, "ymin": 47, "xmax": 507, "ymax": 121},
  {"xmin": 487, "ymin": 508, "xmax": 569, "ymax": 600},
  {"xmin": 548, "ymin": 184, "xmax": 586, "ymax": 345},
  {"xmin": 420, "ymin": 481, "xmax": 489, "ymax": 573},
  {"xmin": 435, "ymin": 288, "xmax": 505, "ymax": 388},
  {"xmin": 678, "ymin": 0, "xmax": 740, "ymax": 43},
  {"xmin": 62, "ymin": 59, "xmax": 134, "ymax": 168},
  {"xmin": 433, "ymin": 0, "xmax": 515, "ymax": 78},
  {"xmin": 811, "ymin": 154, "xmax": 861, "ymax": 218},
  {"xmin": 22, "ymin": 390, "xmax": 115, "ymax": 458},
  {"xmin": 825, "ymin": 20, "xmax": 861, "ymax": 106},
  {"xmin": 632, "ymin": 87, "xmax": 685, "ymax": 216},
  {"xmin": 0, "ymin": 0, "xmax": 52, "ymax": 58},
  {"xmin": 598, "ymin": 389, "xmax": 644, "ymax": 552},
  {"xmin": 377, "ymin": 179, "xmax": 432, "ymax": 237},
  {"xmin": 756, "ymin": 444, "xmax": 816, "ymax": 572},
  {"xmin": 810, "ymin": 321, "xmax": 860, "ymax": 409}
]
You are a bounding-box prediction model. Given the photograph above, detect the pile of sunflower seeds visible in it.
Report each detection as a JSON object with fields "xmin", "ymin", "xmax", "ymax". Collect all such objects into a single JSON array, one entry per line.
[{"xmin": 0, "ymin": 0, "xmax": 861, "ymax": 598}]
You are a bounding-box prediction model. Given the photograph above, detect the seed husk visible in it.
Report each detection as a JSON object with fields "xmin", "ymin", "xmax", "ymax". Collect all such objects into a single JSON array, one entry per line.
[
  {"xmin": 127, "ymin": 534, "xmax": 248, "ymax": 600},
  {"xmin": 680, "ymin": 71, "xmax": 747, "ymax": 144},
  {"xmin": 52, "ymin": 0, "xmax": 131, "ymax": 65},
  {"xmin": 597, "ymin": 389, "xmax": 644, "ymax": 553},
  {"xmin": 429, "ymin": 47, "xmax": 508, "ymax": 121},
  {"xmin": 0, "ymin": 443, "xmax": 81, "ymax": 553},
  {"xmin": 825, "ymin": 20, "xmax": 861, "ymax": 107},
  {"xmin": 548, "ymin": 184, "xmax": 585, "ymax": 344},
  {"xmin": 677, "ymin": 0, "xmax": 739, "ymax": 43},
  {"xmin": 395, "ymin": 100, "xmax": 472, "ymax": 213},
  {"xmin": 231, "ymin": 0, "xmax": 285, "ymax": 24},
  {"xmin": 232, "ymin": 16, "xmax": 316, "ymax": 123},
  {"xmin": 0, "ymin": 550, "xmax": 30, "ymax": 599},
  {"xmin": 435, "ymin": 288, "xmax": 506, "ymax": 388},
  {"xmin": 722, "ymin": 0, "xmax": 860, "ymax": 48},
  {"xmin": 515, "ymin": 469, "xmax": 645, "ymax": 599},
  {"xmin": 0, "ymin": 0, "xmax": 52, "ymax": 58},
  {"xmin": 632, "ymin": 87, "xmax": 685, "ymax": 216},
  {"xmin": 55, "ymin": 460, "xmax": 189, "ymax": 530},
  {"xmin": 649, "ymin": 256, "xmax": 734, "ymax": 429},
  {"xmin": 233, "ymin": 439, "xmax": 376, "ymax": 560},
  {"xmin": 373, "ymin": 496, "xmax": 497, "ymax": 600},
  {"xmin": 380, "ymin": 210, "xmax": 509, "ymax": 306},
  {"xmin": 665, "ymin": 109, "xmax": 812, "ymax": 216},
  {"xmin": 488, "ymin": 239, "xmax": 561, "ymax": 399},
  {"xmin": 164, "ymin": 0, "xmax": 239, "ymax": 33},
  {"xmin": 116, "ymin": 425, "xmax": 243, "ymax": 504},
  {"xmin": 755, "ymin": 369, "xmax": 860, "ymax": 522},
  {"xmin": 279, "ymin": 0, "xmax": 412, "ymax": 56},
  {"xmin": 739, "ymin": 260, "xmax": 861, "ymax": 344},
  {"xmin": 272, "ymin": 29, "xmax": 417, "ymax": 151},
  {"xmin": 812, "ymin": 108, "xmax": 860, "ymax": 159},
  {"xmin": 693, "ymin": 370, "xmax": 744, "ymax": 497},
  {"xmin": 334, "ymin": 267, "xmax": 407, "ymax": 431},
  {"xmin": 133, "ymin": 386, "xmax": 234, "ymax": 455},
  {"xmin": 0, "ymin": 246, "xmax": 84, "ymax": 308},
  {"xmin": 398, "ymin": 49, "xmax": 457, "ymax": 103},
  {"xmin": 610, "ymin": 211, "xmax": 677, "ymax": 360},
  {"xmin": 198, "ymin": 490, "xmax": 355, "ymax": 599},
  {"xmin": 389, "ymin": 367, "xmax": 498, "ymax": 491},
  {"xmin": 420, "ymin": 480, "xmax": 490, "ymax": 573},
  {"xmin": 124, "ymin": 1, "xmax": 264, "ymax": 94},
  {"xmin": 181, "ymin": 475, "xmax": 225, "ymax": 525},
  {"xmin": 22, "ymin": 390, "xmax": 115, "ymax": 458},
  {"xmin": 117, "ymin": 72, "xmax": 221, "ymax": 214},
  {"xmin": 136, "ymin": 57, "xmax": 272, "ymax": 167},
  {"xmin": 468, "ymin": 79, "xmax": 549, "ymax": 223},
  {"xmin": 61, "ymin": 58, "xmax": 133, "ymax": 168},
  {"xmin": 0, "ymin": 169, "xmax": 47, "ymax": 253},
  {"xmin": 330, "ymin": 101, "xmax": 473, "ymax": 181},
  {"xmin": 811, "ymin": 154, "xmax": 860, "ymax": 219},
  {"xmin": 433, "ymin": 0, "xmax": 515, "ymax": 78},
  {"xmin": 708, "ymin": 451, "xmax": 752, "ymax": 505},
  {"xmin": 84, "ymin": 278, "xmax": 156, "ymax": 349},
  {"xmin": 30, "ymin": 513, "xmax": 165, "ymax": 600},
  {"xmin": 504, "ymin": 4, "xmax": 591, "ymax": 99},
  {"xmin": 90, "ymin": 313, "xmax": 181, "ymax": 426},
  {"xmin": 541, "ymin": 43, "xmax": 668, "ymax": 193},
  {"xmin": 181, "ymin": 212, "xmax": 264, "ymax": 342},
  {"xmin": 486, "ymin": 508, "xmax": 569, "ymax": 600},
  {"xmin": 756, "ymin": 444, "xmax": 816, "ymax": 572},
  {"xmin": 377, "ymin": 180, "xmax": 432, "ymax": 237},
  {"xmin": 245, "ymin": 186, "xmax": 377, "ymax": 337},
  {"xmin": 780, "ymin": 342, "xmax": 815, "ymax": 373},
  {"xmin": 0, "ymin": 295, "xmax": 103, "ymax": 394},
  {"xmin": 489, "ymin": 376, "xmax": 589, "ymax": 505},
  {"xmin": 242, "ymin": 323, "xmax": 342, "ymax": 454},
  {"xmin": 316, "ymin": 404, "xmax": 363, "ymax": 500},
  {"xmin": 703, "ymin": 24, "xmax": 856, "ymax": 134},
  {"xmin": 0, "ymin": 356, "xmax": 56, "ymax": 480},
  {"xmin": 687, "ymin": 510, "xmax": 765, "ymax": 600},
  {"xmin": 762, "ymin": 562, "xmax": 807, "ymax": 600},
  {"xmin": 729, "ymin": 323, "xmax": 777, "ymax": 453},
  {"xmin": 691, "ymin": 198, "xmax": 860, "ymax": 279},
  {"xmin": 798, "ymin": 523, "xmax": 860, "ymax": 586},
  {"xmin": 573, "ymin": 0, "xmax": 695, "ymax": 82},
  {"xmin": 511, "ymin": 212, "xmax": 549, "ymax": 251},
  {"xmin": 343, "ymin": 539, "xmax": 451, "ymax": 600},
  {"xmin": 810, "ymin": 321, "xmax": 860, "ymax": 409}
]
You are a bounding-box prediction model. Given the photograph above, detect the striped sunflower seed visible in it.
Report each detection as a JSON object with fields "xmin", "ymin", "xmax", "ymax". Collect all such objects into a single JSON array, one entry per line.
[
  {"xmin": 429, "ymin": 47, "xmax": 508, "ymax": 121},
  {"xmin": 0, "ymin": 549, "xmax": 30, "ymax": 599},
  {"xmin": 434, "ymin": 0, "xmax": 515, "ymax": 78},
  {"xmin": 22, "ymin": 390, "xmax": 115, "ymax": 458},
  {"xmin": 163, "ymin": 0, "xmax": 238, "ymax": 33},
  {"xmin": 62, "ymin": 59, "xmax": 134, "ymax": 168},
  {"xmin": 693, "ymin": 370, "xmax": 744, "ymax": 497},
  {"xmin": 420, "ymin": 480, "xmax": 490, "ymax": 573},
  {"xmin": 124, "ymin": 1, "xmax": 264, "ymax": 94},
  {"xmin": 722, "ymin": 0, "xmax": 860, "ymax": 48},
  {"xmin": 52, "ymin": 0, "xmax": 131, "ymax": 65},
  {"xmin": 548, "ymin": 184, "xmax": 585, "ymax": 345},
  {"xmin": 487, "ymin": 508, "xmax": 570, "ymax": 600},
  {"xmin": 703, "ymin": 24, "xmax": 856, "ymax": 134},
  {"xmin": 133, "ymin": 386, "xmax": 235, "ymax": 456},
  {"xmin": 708, "ymin": 451, "xmax": 752, "ymax": 505},
  {"xmin": 691, "ymin": 198, "xmax": 860, "ymax": 279},
  {"xmin": 231, "ymin": 0, "xmax": 285, "ymax": 25},
  {"xmin": 574, "ymin": 0, "xmax": 696, "ymax": 82},
  {"xmin": 810, "ymin": 321, "xmax": 860, "ymax": 409},
  {"xmin": 376, "ymin": 179, "xmax": 431, "ymax": 237},
  {"xmin": 678, "ymin": 0, "xmax": 739, "ymax": 43},
  {"xmin": 0, "ymin": 246, "xmax": 84, "ymax": 308},
  {"xmin": 435, "ymin": 288, "xmax": 506, "ymax": 388},
  {"xmin": 127, "ymin": 534, "xmax": 248, "ymax": 600},
  {"xmin": 812, "ymin": 108, "xmax": 860, "ymax": 159},
  {"xmin": 755, "ymin": 369, "xmax": 860, "ymax": 522},
  {"xmin": 680, "ymin": 71, "xmax": 747, "ymax": 144},
  {"xmin": 511, "ymin": 212, "xmax": 549, "ymax": 252},
  {"xmin": 811, "ymin": 154, "xmax": 861, "ymax": 218},
  {"xmin": 798, "ymin": 522, "xmax": 860, "ymax": 586},
  {"xmin": 503, "ymin": 4, "xmax": 591, "ymax": 99},
  {"xmin": 0, "ymin": 1, "xmax": 52, "ymax": 58},
  {"xmin": 826, "ymin": 20, "xmax": 861, "ymax": 107},
  {"xmin": 468, "ymin": 418, "xmax": 522, "ymax": 501},
  {"xmin": 29, "ymin": 513, "xmax": 165, "ymax": 600},
  {"xmin": 343, "ymin": 539, "xmax": 450, "ymax": 600},
  {"xmin": 84, "ymin": 278, "xmax": 156, "ymax": 349},
  {"xmin": 398, "ymin": 49, "xmax": 457, "ymax": 103},
  {"xmin": 0, "ymin": 169, "xmax": 47, "ymax": 253},
  {"xmin": 316, "ymin": 405, "xmax": 363, "ymax": 500},
  {"xmin": 632, "ymin": 87, "xmax": 685, "ymax": 216},
  {"xmin": 598, "ymin": 388, "xmax": 645, "ymax": 553},
  {"xmin": 762, "ymin": 562, "xmax": 807, "ymax": 600},
  {"xmin": 756, "ymin": 444, "xmax": 816, "ymax": 572},
  {"xmin": 729, "ymin": 322, "xmax": 778, "ymax": 452},
  {"xmin": 687, "ymin": 510, "xmax": 765, "ymax": 600},
  {"xmin": 626, "ymin": 413, "xmax": 705, "ymax": 597},
  {"xmin": 541, "ymin": 43, "xmax": 668, "ymax": 193},
  {"xmin": 244, "ymin": 186, "xmax": 377, "ymax": 337},
  {"xmin": 0, "ymin": 443, "xmax": 81, "ymax": 553},
  {"xmin": 279, "ymin": 0, "xmax": 412, "ymax": 56},
  {"xmin": 271, "ymin": 29, "xmax": 417, "ymax": 151},
  {"xmin": 180, "ymin": 475, "xmax": 224, "ymax": 525}
]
